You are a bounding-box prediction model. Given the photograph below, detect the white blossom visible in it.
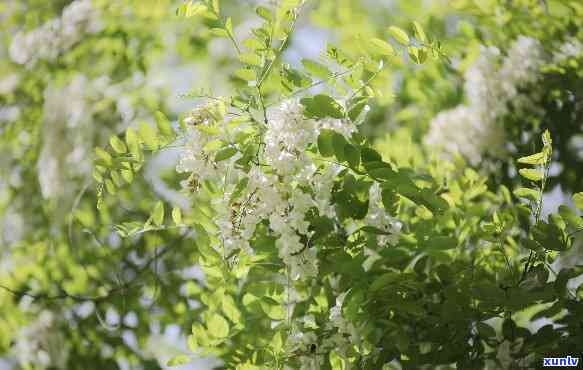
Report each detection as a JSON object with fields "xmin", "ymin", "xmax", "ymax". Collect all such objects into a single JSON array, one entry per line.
[
  {"xmin": 553, "ymin": 37, "xmax": 583, "ymax": 63},
  {"xmin": 9, "ymin": 0, "xmax": 102, "ymax": 66},
  {"xmin": 12, "ymin": 311, "xmax": 69, "ymax": 370},
  {"xmin": 37, "ymin": 75, "xmax": 93, "ymax": 199},
  {"xmin": 365, "ymin": 183, "xmax": 402, "ymax": 246},
  {"xmin": 425, "ymin": 37, "xmax": 544, "ymax": 164}
]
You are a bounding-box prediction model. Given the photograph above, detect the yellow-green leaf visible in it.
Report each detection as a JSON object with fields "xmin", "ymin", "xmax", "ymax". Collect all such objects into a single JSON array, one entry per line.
[
  {"xmin": 208, "ymin": 314, "xmax": 229, "ymax": 338},
  {"xmin": 225, "ymin": 17, "xmax": 233, "ymax": 35},
  {"xmin": 109, "ymin": 136, "xmax": 127, "ymax": 154},
  {"xmin": 256, "ymin": 6, "xmax": 272, "ymax": 22},
  {"xmin": 517, "ymin": 152, "xmax": 545, "ymax": 165},
  {"xmin": 210, "ymin": 28, "xmax": 228, "ymax": 37},
  {"xmin": 412, "ymin": 21, "xmax": 427, "ymax": 43},
  {"xmin": 172, "ymin": 206, "xmax": 182, "ymax": 225},
  {"xmin": 239, "ymin": 52, "xmax": 262, "ymax": 66},
  {"xmin": 514, "ymin": 187, "xmax": 539, "ymax": 201},
  {"xmin": 301, "ymin": 58, "xmax": 330, "ymax": 79},
  {"xmin": 542, "ymin": 129, "xmax": 552, "ymax": 147},
  {"xmin": 215, "ymin": 147, "xmax": 238, "ymax": 161},
  {"xmin": 260, "ymin": 300, "xmax": 286, "ymax": 320},
  {"xmin": 519, "ymin": 168, "xmax": 543, "ymax": 182},
  {"xmin": 155, "ymin": 111, "xmax": 173, "ymax": 137},
  {"xmin": 234, "ymin": 68, "xmax": 256, "ymax": 81},
  {"xmin": 387, "ymin": 26, "xmax": 410, "ymax": 45},
  {"xmin": 95, "ymin": 147, "xmax": 112, "ymax": 165},
  {"xmin": 369, "ymin": 38, "xmax": 395, "ymax": 56},
  {"xmin": 573, "ymin": 192, "xmax": 583, "ymax": 210},
  {"xmin": 125, "ymin": 128, "xmax": 140, "ymax": 155},
  {"xmin": 138, "ymin": 122, "xmax": 158, "ymax": 150},
  {"xmin": 152, "ymin": 201, "xmax": 164, "ymax": 226},
  {"xmin": 222, "ymin": 296, "xmax": 241, "ymax": 324},
  {"xmin": 243, "ymin": 37, "xmax": 264, "ymax": 51}
]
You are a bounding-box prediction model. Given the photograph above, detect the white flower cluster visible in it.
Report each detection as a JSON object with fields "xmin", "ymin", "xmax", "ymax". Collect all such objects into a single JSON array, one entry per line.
[
  {"xmin": 365, "ymin": 183, "xmax": 402, "ymax": 246},
  {"xmin": 177, "ymin": 98, "xmax": 401, "ymax": 283},
  {"xmin": 36, "ymin": 71, "xmax": 156, "ymax": 200},
  {"xmin": 9, "ymin": 0, "xmax": 102, "ymax": 66},
  {"xmin": 12, "ymin": 311, "xmax": 69, "ymax": 370},
  {"xmin": 38, "ymin": 75, "xmax": 94, "ymax": 199},
  {"xmin": 177, "ymin": 100, "xmax": 241, "ymax": 183},
  {"xmin": 425, "ymin": 36, "xmax": 544, "ymax": 165},
  {"xmin": 553, "ymin": 37, "xmax": 583, "ymax": 63},
  {"xmin": 326, "ymin": 292, "xmax": 360, "ymax": 350}
]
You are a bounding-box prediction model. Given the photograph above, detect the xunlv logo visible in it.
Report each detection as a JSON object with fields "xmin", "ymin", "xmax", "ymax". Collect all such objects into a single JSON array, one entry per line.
[{"xmin": 543, "ymin": 356, "xmax": 580, "ymax": 367}]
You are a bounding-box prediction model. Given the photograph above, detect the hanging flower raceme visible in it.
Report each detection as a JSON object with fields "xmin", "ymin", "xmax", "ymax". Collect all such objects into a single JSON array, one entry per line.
[
  {"xmin": 175, "ymin": 97, "xmax": 402, "ymax": 285},
  {"xmin": 425, "ymin": 36, "xmax": 544, "ymax": 164}
]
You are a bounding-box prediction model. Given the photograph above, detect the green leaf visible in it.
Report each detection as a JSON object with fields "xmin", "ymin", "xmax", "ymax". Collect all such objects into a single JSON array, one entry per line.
[
  {"xmin": 348, "ymin": 98, "xmax": 369, "ymax": 122},
  {"xmin": 93, "ymin": 168, "xmax": 104, "ymax": 183},
  {"xmin": 256, "ymin": 6, "xmax": 272, "ymax": 22},
  {"xmin": 125, "ymin": 128, "xmax": 140, "ymax": 156},
  {"xmin": 317, "ymin": 129, "xmax": 335, "ymax": 157},
  {"xmin": 330, "ymin": 351, "xmax": 346, "ymax": 370},
  {"xmin": 412, "ymin": 21, "xmax": 427, "ymax": 43},
  {"xmin": 519, "ymin": 168, "xmax": 543, "ymax": 182},
  {"xmin": 167, "ymin": 355, "xmax": 190, "ymax": 367},
  {"xmin": 155, "ymin": 111, "xmax": 173, "ymax": 137},
  {"xmin": 215, "ymin": 147, "xmax": 238, "ymax": 161},
  {"xmin": 369, "ymin": 38, "xmax": 394, "ymax": 56},
  {"xmin": 360, "ymin": 147, "xmax": 382, "ymax": 163},
  {"xmin": 387, "ymin": 26, "xmax": 410, "ymax": 45},
  {"xmin": 109, "ymin": 136, "xmax": 127, "ymax": 154},
  {"xmin": 558, "ymin": 205, "xmax": 583, "ymax": 230},
  {"xmin": 301, "ymin": 95, "xmax": 345, "ymax": 119},
  {"xmin": 138, "ymin": 122, "xmax": 158, "ymax": 150},
  {"xmin": 152, "ymin": 201, "xmax": 164, "ymax": 227},
  {"xmin": 542, "ymin": 129, "xmax": 552, "ymax": 147},
  {"xmin": 573, "ymin": 192, "xmax": 583, "ymax": 210},
  {"xmin": 345, "ymin": 144, "xmax": 360, "ymax": 168},
  {"xmin": 301, "ymin": 58, "xmax": 330, "ymax": 79},
  {"xmin": 104, "ymin": 179, "xmax": 116, "ymax": 195},
  {"xmin": 95, "ymin": 147, "xmax": 112, "ymax": 165},
  {"xmin": 172, "ymin": 206, "xmax": 183, "ymax": 225},
  {"xmin": 332, "ymin": 132, "xmax": 348, "ymax": 163},
  {"xmin": 316, "ymin": 94, "xmax": 345, "ymax": 119},
  {"xmin": 243, "ymin": 37, "xmax": 264, "ymax": 51},
  {"xmin": 234, "ymin": 68, "xmax": 256, "ymax": 81},
  {"xmin": 532, "ymin": 221, "xmax": 567, "ymax": 251},
  {"xmin": 425, "ymin": 236, "xmax": 457, "ymax": 250},
  {"xmin": 240, "ymin": 52, "xmax": 262, "ymax": 67},
  {"xmin": 190, "ymin": 2, "xmax": 208, "ymax": 17},
  {"xmin": 222, "ymin": 296, "xmax": 241, "ymax": 324},
  {"xmin": 517, "ymin": 152, "xmax": 545, "ymax": 165},
  {"xmin": 260, "ymin": 299, "xmax": 286, "ymax": 320},
  {"xmin": 121, "ymin": 169, "xmax": 133, "ymax": 184},
  {"xmin": 208, "ymin": 314, "xmax": 230, "ymax": 338},
  {"xmin": 225, "ymin": 17, "xmax": 233, "ymax": 35},
  {"xmin": 514, "ymin": 187, "xmax": 539, "ymax": 201},
  {"xmin": 212, "ymin": 0, "xmax": 220, "ymax": 13}
]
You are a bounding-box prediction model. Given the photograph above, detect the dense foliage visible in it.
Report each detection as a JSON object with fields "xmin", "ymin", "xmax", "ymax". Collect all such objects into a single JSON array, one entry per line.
[{"xmin": 1, "ymin": 0, "xmax": 582, "ymax": 369}]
